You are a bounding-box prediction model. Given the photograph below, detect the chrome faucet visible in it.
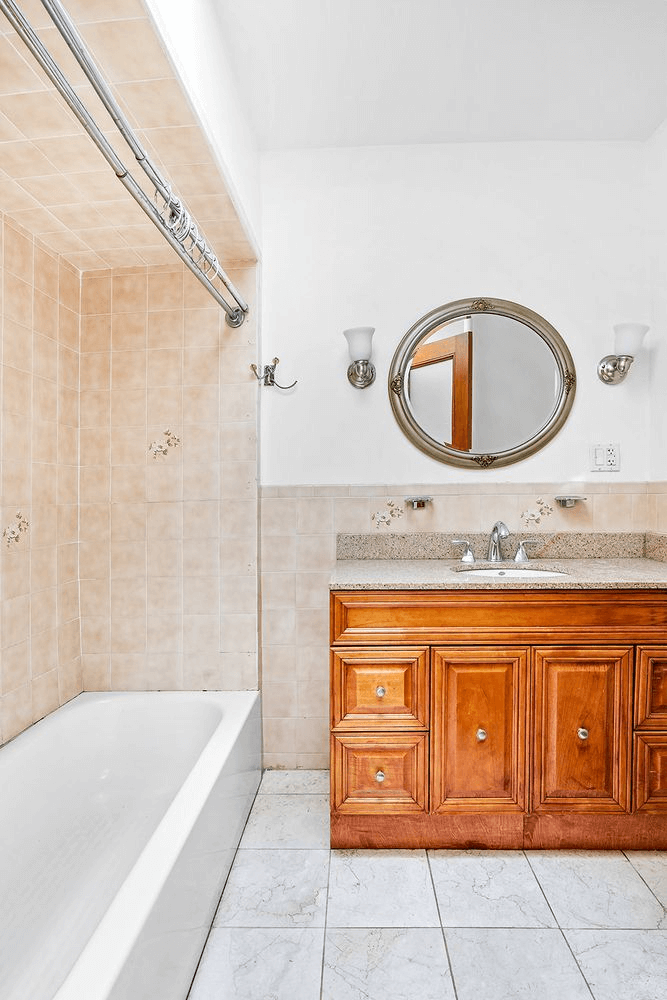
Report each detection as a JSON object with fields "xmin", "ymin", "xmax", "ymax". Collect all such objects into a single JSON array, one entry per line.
[{"xmin": 487, "ymin": 521, "xmax": 510, "ymax": 562}]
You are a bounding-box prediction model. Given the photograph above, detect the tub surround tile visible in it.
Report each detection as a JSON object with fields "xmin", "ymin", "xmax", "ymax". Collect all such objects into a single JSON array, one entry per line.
[
  {"xmin": 259, "ymin": 769, "xmax": 329, "ymax": 794},
  {"xmin": 327, "ymin": 850, "xmax": 440, "ymax": 928},
  {"xmin": 565, "ymin": 929, "xmax": 667, "ymax": 1000},
  {"xmin": 214, "ymin": 849, "xmax": 329, "ymax": 927},
  {"xmin": 526, "ymin": 851, "xmax": 666, "ymax": 929},
  {"xmin": 190, "ymin": 928, "xmax": 325, "ymax": 1000},
  {"xmin": 322, "ymin": 928, "xmax": 455, "ymax": 1000},
  {"xmin": 445, "ymin": 928, "xmax": 591, "ymax": 1000},
  {"xmin": 429, "ymin": 850, "xmax": 557, "ymax": 928},
  {"xmin": 239, "ymin": 794, "xmax": 330, "ymax": 849}
]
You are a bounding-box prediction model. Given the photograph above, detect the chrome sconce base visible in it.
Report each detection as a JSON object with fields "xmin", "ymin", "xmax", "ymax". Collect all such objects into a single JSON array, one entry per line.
[
  {"xmin": 597, "ymin": 354, "xmax": 635, "ymax": 385},
  {"xmin": 347, "ymin": 359, "xmax": 376, "ymax": 388}
]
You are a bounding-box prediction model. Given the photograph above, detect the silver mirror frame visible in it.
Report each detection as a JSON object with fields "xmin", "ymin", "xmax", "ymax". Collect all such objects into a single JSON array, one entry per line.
[{"xmin": 388, "ymin": 297, "xmax": 576, "ymax": 469}]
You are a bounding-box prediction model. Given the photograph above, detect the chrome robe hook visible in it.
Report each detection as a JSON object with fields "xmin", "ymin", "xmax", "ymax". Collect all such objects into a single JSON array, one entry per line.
[{"xmin": 250, "ymin": 357, "xmax": 297, "ymax": 389}]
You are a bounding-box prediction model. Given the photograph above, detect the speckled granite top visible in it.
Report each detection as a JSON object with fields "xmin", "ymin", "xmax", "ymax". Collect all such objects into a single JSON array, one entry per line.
[
  {"xmin": 336, "ymin": 532, "xmax": 647, "ymax": 561},
  {"xmin": 330, "ymin": 558, "xmax": 667, "ymax": 590}
]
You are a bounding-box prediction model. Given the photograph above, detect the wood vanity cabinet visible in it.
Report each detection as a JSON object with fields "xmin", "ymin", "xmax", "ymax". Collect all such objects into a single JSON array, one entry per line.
[{"xmin": 330, "ymin": 589, "xmax": 667, "ymax": 849}]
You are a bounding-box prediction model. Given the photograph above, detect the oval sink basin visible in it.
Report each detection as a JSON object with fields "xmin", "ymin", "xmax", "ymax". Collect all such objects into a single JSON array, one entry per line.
[{"xmin": 457, "ymin": 567, "xmax": 568, "ymax": 579}]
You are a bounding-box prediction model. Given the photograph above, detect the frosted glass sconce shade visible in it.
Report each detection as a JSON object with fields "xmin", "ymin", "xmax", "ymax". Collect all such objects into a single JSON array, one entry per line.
[
  {"xmin": 344, "ymin": 327, "xmax": 374, "ymax": 361},
  {"xmin": 343, "ymin": 326, "xmax": 376, "ymax": 388},
  {"xmin": 598, "ymin": 323, "xmax": 649, "ymax": 385},
  {"xmin": 613, "ymin": 323, "xmax": 649, "ymax": 357}
]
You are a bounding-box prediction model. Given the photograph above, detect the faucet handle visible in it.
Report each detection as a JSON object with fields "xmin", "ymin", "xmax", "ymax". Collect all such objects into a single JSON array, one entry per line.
[
  {"xmin": 452, "ymin": 539, "xmax": 475, "ymax": 564},
  {"xmin": 514, "ymin": 539, "xmax": 542, "ymax": 563}
]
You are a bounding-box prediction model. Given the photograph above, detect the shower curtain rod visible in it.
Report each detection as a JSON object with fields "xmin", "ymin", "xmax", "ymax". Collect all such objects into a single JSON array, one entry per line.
[{"xmin": 0, "ymin": 0, "xmax": 248, "ymax": 326}]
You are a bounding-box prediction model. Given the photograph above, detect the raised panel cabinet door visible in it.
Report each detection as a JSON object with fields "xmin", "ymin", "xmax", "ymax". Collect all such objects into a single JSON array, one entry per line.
[
  {"xmin": 330, "ymin": 647, "xmax": 429, "ymax": 730},
  {"xmin": 634, "ymin": 733, "xmax": 667, "ymax": 811},
  {"xmin": 532, "ymin": 647, "xmax": 632, "ymax": 813},
  {"xmin": 431, "ymin": 647, "xmax": 528, "ymax": 813},
  {"xmin": 635, "ymin": 647, "xmax": 667, "ymax": 729},
  {"xmin": 331, "ymin": 733, "xmax": 428, "ymax": 814}
]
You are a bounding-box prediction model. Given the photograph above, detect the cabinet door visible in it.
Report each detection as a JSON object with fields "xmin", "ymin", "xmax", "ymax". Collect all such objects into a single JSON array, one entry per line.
[
  {"xmin": 634, "ymin": 733, "xmax": 667, "ymax": 811},
  {"xmin": 532, "ymin": 647, "xmax": 631, "ymax": 813},
  {"xmin": 431, "ymin": 647, "xmax": 528, "ymax": 813},
  {"xmin": 331, "ymin": 647, "xmax": 429, "ymax": 730},
  {"xmin": 635, "ymin": 647, "xmax": 667, "ymax": 729},
  {"xmin": 331, "ymin": 733, "xmax": 428, "ymax": 814}
]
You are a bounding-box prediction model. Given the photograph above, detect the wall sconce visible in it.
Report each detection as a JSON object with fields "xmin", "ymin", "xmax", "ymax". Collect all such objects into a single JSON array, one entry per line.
[
  {"xmin": 344, "ymin": 326, "xmax": 376, "ymax": 388},
  {"xmin": 597, "ymin": 323, "xmax": 649, "ymax": 385}
]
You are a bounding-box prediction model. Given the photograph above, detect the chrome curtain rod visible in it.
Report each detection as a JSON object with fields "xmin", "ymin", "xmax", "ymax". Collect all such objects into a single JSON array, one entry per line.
[{"xmin": 0, "ymin": 0, "xmax": 248, "ymax": 326}]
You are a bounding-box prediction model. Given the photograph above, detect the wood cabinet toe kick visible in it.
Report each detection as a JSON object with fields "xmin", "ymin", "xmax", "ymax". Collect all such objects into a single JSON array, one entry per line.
[{"xmin": 329, "ymin": 589, "xmax": 667, "ymax": 850}]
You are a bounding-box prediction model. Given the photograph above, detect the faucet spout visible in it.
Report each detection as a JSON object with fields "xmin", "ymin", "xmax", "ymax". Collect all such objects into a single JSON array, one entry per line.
[{"xmin": 487, "ymin": 520, "xmax": 510, "ymax": 562}]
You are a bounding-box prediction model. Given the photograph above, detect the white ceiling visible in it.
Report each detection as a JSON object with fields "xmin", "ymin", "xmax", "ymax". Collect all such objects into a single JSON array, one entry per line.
[{"xmin": 213, "ymin": 0, "xmax": 667, "ymax": 149}]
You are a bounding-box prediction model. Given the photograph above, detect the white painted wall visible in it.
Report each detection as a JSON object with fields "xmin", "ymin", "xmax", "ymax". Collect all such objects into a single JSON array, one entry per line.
[
  {"xmin": 260, "ymin": 141, "xmax": 649, "ymax": 484},
  {"xmin": 144, "ymin": 0, "xmax": 261, "ymax": 248},
  {"xmin": 644, "ymin": 120, "xmax": 667, "ymax": 481}
]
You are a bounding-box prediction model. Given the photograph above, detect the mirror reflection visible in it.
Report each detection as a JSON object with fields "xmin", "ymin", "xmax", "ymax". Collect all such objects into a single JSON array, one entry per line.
[
  {"xmin": 388, "ymin": 298, "xmax": 576, "ymax": 469},
  {"xmin": 407, "ymin": 313, "xmax": 559, "ymax": 454}
]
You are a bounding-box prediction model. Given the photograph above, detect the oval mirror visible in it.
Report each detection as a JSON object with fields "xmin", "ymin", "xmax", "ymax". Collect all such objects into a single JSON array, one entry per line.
[{"xmin": 388, "ymin": 298, "xmax": 576, "ymax": 469}]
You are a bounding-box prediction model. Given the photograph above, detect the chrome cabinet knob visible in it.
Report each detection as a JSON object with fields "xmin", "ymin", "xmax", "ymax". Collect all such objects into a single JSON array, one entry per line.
[
  {"xmin": 476, "ymin": 728, "xmax": 488, "ymax": 742},
  {"xmin": 375, "ymin": 770, "xmax": 385, "ymax": 783},
  {"xmin": 577, "ymin": 727, "xmax": 589, "ymax": 740},
  {"xmin": 376, "ymin": 686, "xmax": 386, "ymax": 698}
]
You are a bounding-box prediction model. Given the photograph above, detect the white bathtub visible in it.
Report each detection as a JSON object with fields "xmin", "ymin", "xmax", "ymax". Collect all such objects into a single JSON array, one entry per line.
[{"xmin": 0, "ymin": 690, "xmax": 261, "ymax": 1000}]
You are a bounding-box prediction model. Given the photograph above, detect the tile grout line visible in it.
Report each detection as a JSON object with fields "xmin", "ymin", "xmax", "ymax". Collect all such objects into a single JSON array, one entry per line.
[
  {"xmin": 523, "ymin": 851, "xmax": 597, "ymax": 999},
  {"xmin": 426, "ymin": 851, "xmax": 460, "ymax": 1000},
  {"xmin": 621, "ymin": 850, "xmax": 667, "ymax": 924},
  {"xmin": 319, "ymin": 843, "xmax": 333, "ymax": 1000}
]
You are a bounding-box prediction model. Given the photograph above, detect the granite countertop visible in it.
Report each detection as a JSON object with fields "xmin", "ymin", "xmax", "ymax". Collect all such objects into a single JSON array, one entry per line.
[{"xmin": 330, "ymin": 558, "xmax": 667, "ymax": 590}]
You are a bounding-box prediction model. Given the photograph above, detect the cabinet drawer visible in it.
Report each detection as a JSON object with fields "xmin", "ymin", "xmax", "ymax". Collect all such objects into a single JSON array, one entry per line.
[
  {"xmin": 331, "ymin": 733, "xmax": 428, "ymax": 814},
  {"xmin": 431, "ymin": 647, "xmax": 528, "ymax": 813},
  {"xmin": 532, "ymin": 647, "xmax": 631, "ymax": 813},
  {"xmin": 331, "ymin": 648, "xmax": 429, "ymax": 730},
  {"xmin": 635, "ymin": 647, "xmax": 667, "ymax": 729},
  {"xmin": 634, "ymin": 733, "xmax": 667, "ymax": 811}
]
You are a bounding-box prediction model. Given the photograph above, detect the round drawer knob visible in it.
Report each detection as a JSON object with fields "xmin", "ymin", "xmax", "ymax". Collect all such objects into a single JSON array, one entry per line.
[
  {"xmin": 577, "ymin": 727, "xmax": 589, "ymax": 740},
  {"xmin": 375, "ymin": 770, "xmax": 385, "ymax": 783},
  {"xmin": 476, "ymin": 728, "xmax": 488, "ymax": 742},
  {"xmin": 376, "ymin": 686, "xmax": 386, "ymax": 698}
]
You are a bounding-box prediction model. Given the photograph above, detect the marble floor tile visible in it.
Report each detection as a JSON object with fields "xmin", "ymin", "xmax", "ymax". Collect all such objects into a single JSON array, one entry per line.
[
  {"xmin": 239, "ymin": 794, "xmax": 330, "ymax": 849},
  {"xmin": 189, "ymin": 927, "xmax": 324, "ymax": 1000},
  {"xmin": 259, "ymin": 769, "xmax": 330, "ymax": 794},
  {"xmin": 327, "ymin": 850, "xmax": 440, "ymax": 928},
  {"xmin": 429, "ymin": 850, "xmax": 556, "ymax": 928},
  {"xmin": 445, "ymin": 927, "xmax": 591, "ymax": 1000},
  {"xmin": 213, "ymin": 849, "xmax": 329, "ymax": 927},
  {"xmin": 566, "ymin": 929, "xmax": 667, "ymax": 1000},
  {"xmin": 526, "ymin": 850, "xmax": 666, "ymax": 929},
  {"xmin": 624, "ymin": 851, "xmax": 667, "ymax": 908},
  {"xmin": 322, "ymin": 927, "xmax": 455, "ymax": 1000}
]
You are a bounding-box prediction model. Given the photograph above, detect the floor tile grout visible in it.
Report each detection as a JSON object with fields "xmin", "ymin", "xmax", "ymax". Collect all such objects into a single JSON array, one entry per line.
[
  {"xmin": 426, "ymin": 850, "xmax": 461, "ymax": 1000},
  {"xmin": 190, "ymin": 772, "xmax": 667, "ymax": 999}
]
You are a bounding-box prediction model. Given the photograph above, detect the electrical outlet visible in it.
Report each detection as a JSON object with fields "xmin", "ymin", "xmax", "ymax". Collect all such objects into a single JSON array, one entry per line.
[
  {"xmin": 590, "ymin": 443, "xmax": 620, "ymax": 471},
  {"xmin": 605, "ymin": 443, "xmax": 620, "ymax": 471}
]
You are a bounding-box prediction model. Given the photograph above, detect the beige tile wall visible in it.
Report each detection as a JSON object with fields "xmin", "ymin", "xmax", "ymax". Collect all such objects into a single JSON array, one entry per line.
[
  {"xmin": 0, "ymin": 214, "xmax": 82, "ymax": 745},
  {"xmin": 78, "ymin": 260, "xmax": 258, "ymax": 694},
  {"xmin": 260, "ymin": 480, "xmax": 656, "ymax": 767}
]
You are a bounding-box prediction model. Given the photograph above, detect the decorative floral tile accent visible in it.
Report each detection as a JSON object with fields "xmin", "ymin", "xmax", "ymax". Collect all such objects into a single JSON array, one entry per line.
[
  {"xmin": 371, "ymin": 500, "xmax": 404, "ymax": 528},
  {"xmin": 520, "ymin": 497, "xmax": 553, "ymax": 527},
  {"xmin": 148, "ymin": 428, "xmax": 181, "ymax": 458},
  {"xmin": 3, "ymin": 511, "xmax": 29, "ymax": 547}
]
